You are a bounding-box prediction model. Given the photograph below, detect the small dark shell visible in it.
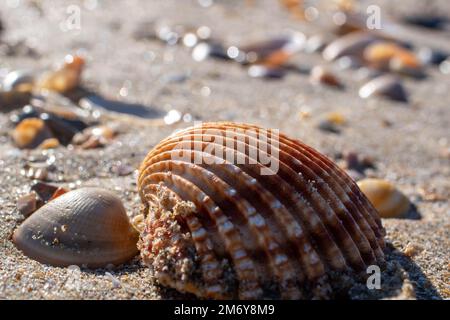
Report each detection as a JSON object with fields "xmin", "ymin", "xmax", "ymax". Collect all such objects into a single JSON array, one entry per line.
[
  {"xmin": 359, "ymin": 75, "xmax": 408, "ymax": 102},
  {"xmin": 138, "ymin": 122, "xmax": 385, "ymax": 299}
]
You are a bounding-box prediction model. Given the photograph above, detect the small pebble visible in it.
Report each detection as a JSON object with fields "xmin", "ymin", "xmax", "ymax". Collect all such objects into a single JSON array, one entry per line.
[
  {"xmin": 17, "ymin": 192, "xmax": 37, "ymax": 218},
  {"xmin": 12, "ymin": 118, "xmax": 54, "ymax": 149},
  {"xmin": 357, "ymin": 178, "xmax": 410, "ymax": 218},
  {"xmin": 310, "ymin": 66, "xmax": 342, "ymax": 88}
]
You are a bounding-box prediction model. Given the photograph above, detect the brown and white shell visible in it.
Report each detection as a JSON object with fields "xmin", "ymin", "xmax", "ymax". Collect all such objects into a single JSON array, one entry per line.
[
  {"xmin": 137, "ymin": 122, "xmax": 386, "ymax": 299},
  {"xmin": 13, "ymin": 187, "xmax": 139, "ymax": 268}
]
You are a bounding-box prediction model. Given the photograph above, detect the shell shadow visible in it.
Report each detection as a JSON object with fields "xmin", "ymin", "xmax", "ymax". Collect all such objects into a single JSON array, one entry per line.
[
  {"xmin": 384, "ymin": 243, "xmax": 442, "ymax": 300},
  {"xmin": 336, "ymin": 242, "xmax": 443, "ymax": 300},
  {"xmin": 66, "ymin": 87, "xmax": 165, "ymax": 119},
  {"xmin": 79, "ymin": 241, "xmax": 442, "ymax": 300},
  {"xmin": 403, "ymin": 203, "xmax": 422, "ymax": 220}
]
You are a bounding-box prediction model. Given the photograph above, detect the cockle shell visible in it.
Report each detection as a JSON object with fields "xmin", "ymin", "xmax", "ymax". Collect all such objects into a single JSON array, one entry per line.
[
  {"xmin": 357, "ymin": 179, "xmax": 410, "ymax": 218},
  {"xmin": 13, "ymin": 188, "xmax": 139, "ymax": 268},
  {"xmin": 137, "ymin": 122, "xmax": 386, "ymax": 299}
]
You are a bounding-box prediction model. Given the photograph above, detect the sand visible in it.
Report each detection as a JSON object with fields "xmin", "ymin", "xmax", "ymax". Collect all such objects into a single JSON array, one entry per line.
[{"xmin": 0, "ymin": 0, "xmax": 448, "ymax": 299}]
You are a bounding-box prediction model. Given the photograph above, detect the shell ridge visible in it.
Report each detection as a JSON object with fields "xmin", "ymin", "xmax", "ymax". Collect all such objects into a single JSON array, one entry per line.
[
  {"xmin": 211, "ymin": 122, "xmax": 381, "ymax": 263},
  {"xmin": 171, "ymin": 128, "xmax": 367, "ymax": 270}
]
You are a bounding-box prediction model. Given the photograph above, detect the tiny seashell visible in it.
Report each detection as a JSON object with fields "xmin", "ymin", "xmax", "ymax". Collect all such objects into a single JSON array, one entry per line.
[
  {"xmin": 38, "ymin": 55, "xmax": 85, "ymax": 93},
  {"xmin": 12, "ymin": 118, "xmax": 54, "ymax": 149},
  {"xmin": 359, "ymin": 75, "xmax": 408, "ymax": 102},
  {"xmin": 363, "ymin": 42, "xmax": 423, "ymax": 77},
  {"xmin": 336, "ymin": 56, "xmax": 363, "ymax": 70},
  {"xmin": 13, "ymin": 188, "xmax": 139, "ymax": 268},
  {"xmin": 322, "ymin": 32, "xmax": 379, "ymax": 61},
  {"xmin": 403, "ymin": 243, "xmax": 422, "ymax": 257},
  {"xmin": 39, "ymin": 112, "xmax": 86, "ymax": 145},
  {"xmin": 357, "ymin": 178, "xmax": 410, "ymax": 218},
  {"xmin": 137, "ymin": 122, "xmax": 385, "ymax": 299},
  {"xmin": 404, "ymin": 15, "xmax": 450, "ymax": 31},
  {"xmin": 30, "ymin": 182, "xmax": 60, "ymax": 205},
  {"xmin": 309, "ymin": 66, "xmax": 342, "ymax": 88}
]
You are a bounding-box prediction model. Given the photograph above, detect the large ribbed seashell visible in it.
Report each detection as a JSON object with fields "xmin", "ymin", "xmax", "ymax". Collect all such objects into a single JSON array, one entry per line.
[
  {"xmin": 13, "ymin": 188, "xmax": 139, "ymax": 268},
  {"xmin": 359, "ymin": 75, "xmax": 408, "ymax": 102},
  {"xmin": 137, "ymin": 122, "xmax": 386, "ymax": 299}
]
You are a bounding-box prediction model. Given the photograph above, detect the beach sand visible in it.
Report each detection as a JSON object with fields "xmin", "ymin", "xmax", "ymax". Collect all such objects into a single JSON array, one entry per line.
[{"xmin": 0, "ymin": 0, "xmax": 448, "ymax": 299}]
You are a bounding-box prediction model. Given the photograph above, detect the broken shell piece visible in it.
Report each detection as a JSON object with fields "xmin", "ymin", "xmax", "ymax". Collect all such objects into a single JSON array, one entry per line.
[
  {"xmin": 38, "ymin": 138, "xmax": 60, "ymax": 150},
  {"xmin": 12, "ymin": 118, "xmax": 54, "ymax": 149},
  {"xmin": 309, "ymin": 66, "xmax": 342, "ymax": 87},
  {"xmin": 323, "ymin": 32, "xmax": 379, "ymax": 61},
  {"xmin": 30, "ymin": 182, "xmax": 60, "ymax": 204},
  {"xmin": 72, "ymin": 125, "xmax": 116, "ymax": 149},
  {"xmin": 17, "ymin": 192, "xmax": 38, "ymax": 218},
  {"xmin": 359, "ymin": 75, "xmax": 408, "ymax": 102},
  {"xmin": 138, "ymin": 122, "xmax": 385, "ymax": 299},
  {"xmin": 364, "ymin": 42, "xmax": 423, "ymax": 77},
  {"xmin": 417, "ymin": 47, "xmax": 448, "ymax": 66},
  {"xmin": 191, "ymin": 42, "xmax": 229, "ymax": 62},
  {"xmin": 357, "ymin": 178, "xmax": 410, "ymax": 218},
  {"xmin": 240, "ymin": 33, "xmax": 305, "ymax": 66},
  {"xmin": 13, "ymin": 188, "xmax": 139, "ymax": 268},
  {"xmin": 38, "ymin": 55, "xmax": 85, "ymax": 93}
]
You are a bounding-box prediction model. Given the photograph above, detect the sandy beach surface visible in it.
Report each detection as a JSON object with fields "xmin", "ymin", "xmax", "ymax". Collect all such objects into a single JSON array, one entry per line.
[{"xmin": 0, "ymin": 0, "xmax": 448, "ymax": 299}]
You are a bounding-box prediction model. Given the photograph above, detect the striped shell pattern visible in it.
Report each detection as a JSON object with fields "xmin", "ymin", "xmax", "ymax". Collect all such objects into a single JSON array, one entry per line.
[{"xmin": 137, "ymin": 122, "xmax": 385, "ymax": 299}]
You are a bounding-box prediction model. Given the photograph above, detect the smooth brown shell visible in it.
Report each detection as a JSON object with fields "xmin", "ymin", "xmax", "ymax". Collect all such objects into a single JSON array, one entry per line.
[
  {"xmin": 13, "ymin": 187, "xmax": 139, "ymax": 268},
  {"xmin": 357, "ymin": 178, "xmax": 410, "ymax": 218},
  {"xmin": 137, "ymin": 122, "xmax": 386, "ymax": 299}
]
